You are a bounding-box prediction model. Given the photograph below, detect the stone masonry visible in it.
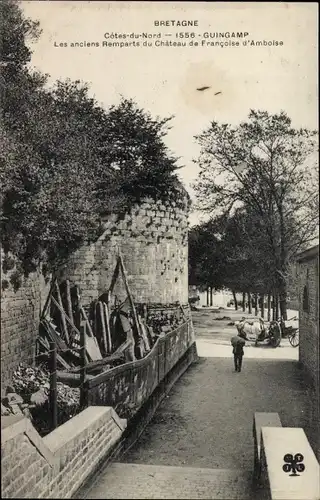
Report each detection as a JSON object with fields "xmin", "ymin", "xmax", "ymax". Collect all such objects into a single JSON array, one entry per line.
[
  {"xmin": 60, "ymin": 196, "xmax": 189, "ymax": 306},
  {"xmin": 297, "ymin": 245, "xmax": 319, "ymax": 389},
  {"xmin": 0, "ymin": 258, "xmax": 50, "ymax": 395},
  {"xmin": 1, "ymin": 193, "xmax": 190, "ymax": 393},
  {"xmin": 297, "ymin": 244, "xmax": 319, "ymax": 460}
]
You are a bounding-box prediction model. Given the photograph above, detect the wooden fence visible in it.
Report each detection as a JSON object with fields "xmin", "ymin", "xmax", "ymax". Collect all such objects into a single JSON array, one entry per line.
[{"xmin": 85, "ymin": 320, "xmax": 194, "ymax": 419}]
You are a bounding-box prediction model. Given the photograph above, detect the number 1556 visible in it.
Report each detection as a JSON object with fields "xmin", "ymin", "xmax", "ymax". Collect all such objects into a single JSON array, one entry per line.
[{"xmin": 175, "ymin": 32, "xmax": 196, "ymax": 38}]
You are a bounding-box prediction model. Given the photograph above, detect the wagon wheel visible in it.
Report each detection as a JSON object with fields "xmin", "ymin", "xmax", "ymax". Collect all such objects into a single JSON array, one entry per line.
[
  {"xmin": 269, "ymin": 321, "xmax": 282, "ymax": 347},
  {"xmin": 288, "ymin": 329, "xmax": 299, "ymax": 347}
]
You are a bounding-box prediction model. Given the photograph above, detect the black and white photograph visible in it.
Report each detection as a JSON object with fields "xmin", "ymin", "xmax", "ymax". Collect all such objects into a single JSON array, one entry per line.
[{"xmin": 1, "ymin": 1, "xmax": 319, "ymax": 499}]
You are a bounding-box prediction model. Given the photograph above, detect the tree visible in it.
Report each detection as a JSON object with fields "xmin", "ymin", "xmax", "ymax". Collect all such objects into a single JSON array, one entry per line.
[
  {"xmin": 189, "ymin": 207, "xmax": 276, "ymax": 314},
  {"xmin": 0, "ymin": 0, "xmax": 41, "ymax": 68},
  {"xmin": 0, "ymin": 78, "xmax": 107, "ymax": 273},
  {"xmin": 0, "ymin": 0, "xmax": 183, "ymax": 280},
  {"xmin": 193, "ymin": 110, "xmax": 318, "ymax": 318},
  {"xmin": 96, "ymin": 98, "xmax": 180, "ymax": 209}
]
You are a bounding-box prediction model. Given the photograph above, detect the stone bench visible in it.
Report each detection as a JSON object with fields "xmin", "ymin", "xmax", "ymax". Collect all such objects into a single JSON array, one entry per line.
[
  {"xmin": 260, "ymin": 427, "xmax": 320, "ymax": 500},
  {"xmin": 253, "ymin": 412, "xmax": 282, "ymax": 480}
]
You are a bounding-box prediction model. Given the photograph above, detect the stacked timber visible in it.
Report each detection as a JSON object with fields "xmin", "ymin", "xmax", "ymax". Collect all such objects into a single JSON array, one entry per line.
[{"xmin": 36, "ymin": 255, "xmax": 189, "ymax": 379}]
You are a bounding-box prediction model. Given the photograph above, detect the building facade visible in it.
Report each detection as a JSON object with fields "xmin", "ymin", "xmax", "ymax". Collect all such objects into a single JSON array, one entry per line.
[
  {"xmin": 296, "ymin": 244, "xmax": 319, "ymax": 460},
  {"xmin": 297, "ymin": 245, "xmax": 319, "ymax": 389}
]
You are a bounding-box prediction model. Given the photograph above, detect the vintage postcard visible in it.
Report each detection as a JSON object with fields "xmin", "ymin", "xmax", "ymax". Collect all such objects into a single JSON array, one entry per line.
[{"xmin": 1, "ymin": 1, "xmax": 319, "ymax": 499}]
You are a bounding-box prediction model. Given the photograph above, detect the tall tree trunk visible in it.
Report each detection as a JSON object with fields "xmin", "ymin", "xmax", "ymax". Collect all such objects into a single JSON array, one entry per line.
[
  {"xmin": 279, "ymin": 286, "xmax": 287, "ymax": 320},
  {"xmin": 272, "ymin": 294, "xmax": 276, "ymax": 321},
  {"xmin": 232, "ymin": 290, "xmax": 238, "ymax": 310},
  {"xmin": 274, "ymin": 294, "xmax": 279, "ymax": 321},
  {"xmin": 254, "ymin": 293, "xmax": 258, "ymax": 316},
  {"xmin": 210, "ymin": 287, "xmax": 213, "ymax": 307},
  {"xmin": 261, "ymin": 294, "xmax": 265, "ymax": 319},
  {"xmin": 248, "ymin": 292, "xmax": 252, "ymax": 314},
  {"xmin": 242, "ymin": 292, "xmax": 246, "ymax": 312},
  {"xmin": 267, "ymin": 293, "xmax": 271, "ymax": 321},
  {"xmin": 206, "ymin": 287, "xmax": 209, "ymax": 306},
  {"xmin": 279, "ymin": 205, "xmax": 288, "ymax": 320}
]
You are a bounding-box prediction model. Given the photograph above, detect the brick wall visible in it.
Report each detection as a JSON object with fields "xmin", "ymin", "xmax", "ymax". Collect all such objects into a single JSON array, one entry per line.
[
  {"xmin": 1, "ymin": 406, "xmax": 126, "ymax": 499},
  {"xmin": 61, "ymin": 197, "xmax": 189, "ymax": 305},
  {"xmin": 0, "ymin": 256, "xmax": 50, "ymax": 395}
]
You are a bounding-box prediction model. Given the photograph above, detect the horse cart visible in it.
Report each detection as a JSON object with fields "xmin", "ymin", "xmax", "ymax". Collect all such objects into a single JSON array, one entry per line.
[
  {"xmin": 236, "ymin": 318, "xmax": 282, "ymax": 347},
  {"xmin": 236, "ymin": 316, "xmax": 299, "ymax": 348}
]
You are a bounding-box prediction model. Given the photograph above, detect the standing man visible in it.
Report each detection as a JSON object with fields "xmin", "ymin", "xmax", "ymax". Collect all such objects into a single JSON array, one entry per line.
[{"xmin": 231, "ymin": 333, "xmax": 246, "ymax": 372}]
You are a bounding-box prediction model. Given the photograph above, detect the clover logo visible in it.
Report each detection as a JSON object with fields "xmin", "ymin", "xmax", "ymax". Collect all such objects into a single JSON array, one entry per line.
[{"xmin": 282, "ymin": 453, "xmax": 305, "ymax": 476}]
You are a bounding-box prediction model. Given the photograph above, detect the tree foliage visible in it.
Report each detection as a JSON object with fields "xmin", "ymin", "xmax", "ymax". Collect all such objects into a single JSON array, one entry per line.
[
  {"xmin": 188, "ymin": 207, "xmax": 274, "ymax": 295},
  {"xmin": 193, "ymin": 110, "xmax": 318, "ymax": 316},
  {"xmin": 0, "ymin": 0, "xmax": 183, "ymax": 279},
  {"xmin": 188, "ymin": 221, "xmax": 225, "ymax": 291}
]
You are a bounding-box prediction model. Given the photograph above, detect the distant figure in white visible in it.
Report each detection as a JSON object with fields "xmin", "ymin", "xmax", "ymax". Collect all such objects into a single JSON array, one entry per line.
[{"xmin": 235, "ymin": 317, "xmax": 265, "ymax": 346}]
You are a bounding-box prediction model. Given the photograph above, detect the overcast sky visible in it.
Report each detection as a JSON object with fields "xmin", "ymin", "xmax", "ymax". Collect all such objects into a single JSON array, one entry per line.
[{"xmin": 23, "ymin": 1, "xmax": 318, "ymax": 225}]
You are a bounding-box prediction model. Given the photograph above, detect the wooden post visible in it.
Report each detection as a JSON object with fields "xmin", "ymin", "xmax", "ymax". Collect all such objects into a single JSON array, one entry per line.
[
  {"xmin": 49, "ymin": 341, "xmax": 58, "ymax": 430},
  {"xmin": 80, "ymin": 306, "xmax": 94, "ymax": 337},
  {"xmin": 51, "ymin": 296, "xmax": 81, "ymax": 340},
  {"xmin": 207, "ymin": 287, "xmax": 210, "ymax": 306},
  {"xmin": 103, "ymin": 302, "xmax": 112, "ymax": 353},
  {"xmin": 108, "ymin": 259, "xmax": 120, "ymax": 296},
  {"xmin": 55, "ymin": 281, "xmax": 70, "ymax": 344},
  {"xmin": 65, "ymin": 280, "xmax": 74, "ymax": 343},
  {"xmin": 118, "ymin": 254, "xmax": 141, "ymax": 337},
  {"xmin": 41, "ymin": 276, "xmax": 56, "ymax": 319},
  {"xmin": 98, "ymin": 301, "xmax": 108, "ymax": 355},
  {"xmin": 74, "ymin": 285, "xmax": 82, "ymax": 332},
  {"xmin": 80, "ymin": 321, "xmax": 88, "ymax": 408}
]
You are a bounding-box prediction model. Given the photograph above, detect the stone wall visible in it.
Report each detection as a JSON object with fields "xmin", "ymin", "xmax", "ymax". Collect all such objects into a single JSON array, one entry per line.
[
  {"xmin": 1, "ymin": 406, "xmax": 126, "ymax": 499},
  {"xmin": 0, "ymin": 255, "xmax": 50, "ymax": 395},
  {"xmin": 259, "ymin": 427, "xmax": 320, "ymax": 500},
  {"xmin": 60, "ymin": 197, "xmax": 189, "ymax": 306},
  {"xmin": 297, "ymin": 246, "xmax": 319, "ymax": 389},
  {"xmin": 1, "ymin": 195, "xmax": 190, "ymax": 393},
  {"xmin": 297, "ymin": 245, "xmax": 319, "ymax": 460}
]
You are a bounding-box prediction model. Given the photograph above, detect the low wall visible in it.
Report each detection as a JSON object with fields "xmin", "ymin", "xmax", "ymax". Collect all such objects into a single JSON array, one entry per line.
[
  {"xmin": 259, "ymin": 427, "xmax": 320, "ymax": 500},
  {"xmin": 1, "ymin": 406, "xmax": 126, "ymax": 499},
  {"xmin": 253, "ymin": 412, "xmax": 282, "ymax": 482},
  {"xmin": 76, "ymin": 341, "xmax": 198, "ymax": 499},
  {"xmin": 86, "ymin": 320, "xmax": 194, "ymax": 418},
  {"xmin": 253, "ymin": 413, "xmax": 320, "ymax": 500}
]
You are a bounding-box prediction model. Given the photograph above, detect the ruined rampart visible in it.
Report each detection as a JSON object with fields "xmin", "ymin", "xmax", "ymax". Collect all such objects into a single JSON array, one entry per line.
[{"xmin": 1, "ymin": 194, "xmax": 190, "ymax": 394}]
